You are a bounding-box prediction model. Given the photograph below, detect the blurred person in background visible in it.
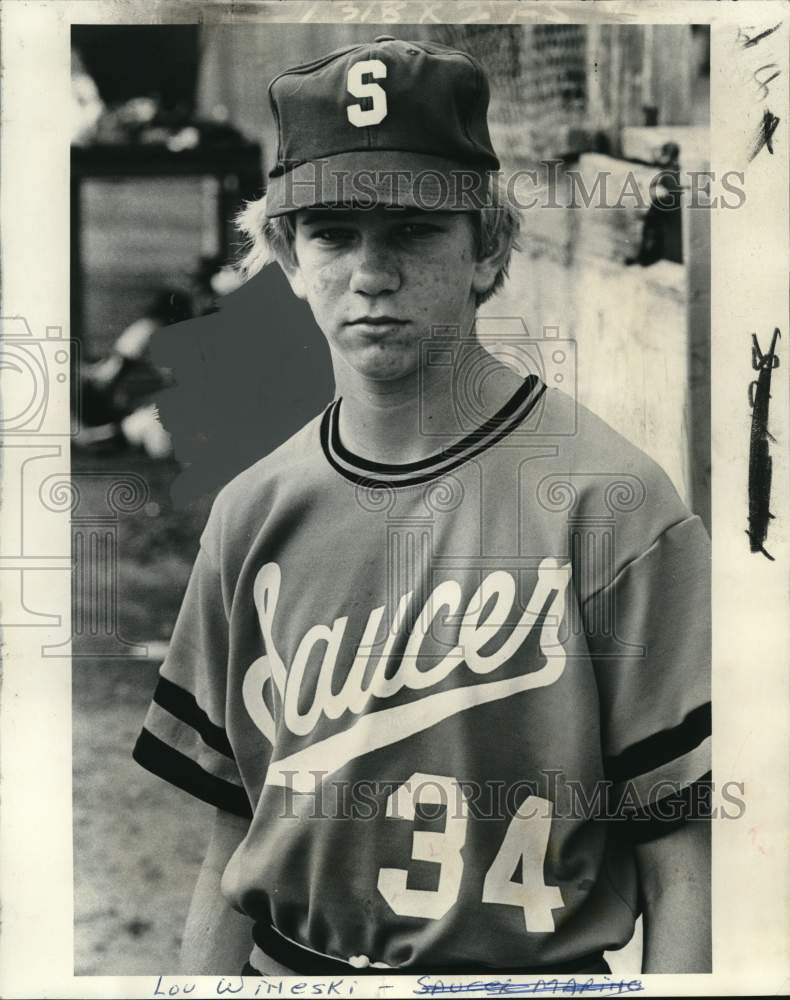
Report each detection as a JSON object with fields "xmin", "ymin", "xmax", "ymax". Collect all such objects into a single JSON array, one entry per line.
[{"xmin": 75, "ymin": 259, "xmax": 242, "ymax": 458}]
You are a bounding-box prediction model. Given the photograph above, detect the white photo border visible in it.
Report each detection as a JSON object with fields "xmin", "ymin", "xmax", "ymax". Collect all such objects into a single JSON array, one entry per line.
[{"xmin": 0, "ymin": 2, "xmax": 787, "ymax": 997}]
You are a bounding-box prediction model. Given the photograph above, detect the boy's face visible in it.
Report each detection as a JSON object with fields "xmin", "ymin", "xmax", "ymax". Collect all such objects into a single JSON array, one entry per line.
[{"xmin": 284, "ymin": 206, "xmax": 496, "ymax": 382}]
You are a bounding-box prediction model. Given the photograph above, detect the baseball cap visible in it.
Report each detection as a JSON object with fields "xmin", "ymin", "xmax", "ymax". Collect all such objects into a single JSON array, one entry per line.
[{"xmin": 264, "ymin": 36, "xmax": 501, "ymax": 217}]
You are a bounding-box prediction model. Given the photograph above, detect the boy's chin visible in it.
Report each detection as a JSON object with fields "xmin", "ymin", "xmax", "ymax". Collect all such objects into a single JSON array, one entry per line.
[{"xmin": 345, "ymin": 348, "xmax": 421, "ymax": 383}]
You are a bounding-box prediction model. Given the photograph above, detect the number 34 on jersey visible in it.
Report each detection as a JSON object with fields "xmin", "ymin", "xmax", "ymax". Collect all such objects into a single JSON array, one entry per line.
[{"xmin": 376, "ymin": 772, "xmax": 565, "ymax": 932}]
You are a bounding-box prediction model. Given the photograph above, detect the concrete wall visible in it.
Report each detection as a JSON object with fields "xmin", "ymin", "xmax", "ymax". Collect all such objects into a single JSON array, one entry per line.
[{"xmin": 480, "ymin": 158, "xmax": 696, "ymax": 513}]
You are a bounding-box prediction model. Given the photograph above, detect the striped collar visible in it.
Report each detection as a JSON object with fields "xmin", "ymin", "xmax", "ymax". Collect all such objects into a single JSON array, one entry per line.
[{"xmin": 320, "ymin": 374, "xmax": 546, "ymax": 489}]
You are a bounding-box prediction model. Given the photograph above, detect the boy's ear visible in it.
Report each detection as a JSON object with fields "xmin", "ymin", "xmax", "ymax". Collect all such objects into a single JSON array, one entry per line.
[{"xmin": 471, "ymin": 225, "xmax": 509, "ymax": 299}]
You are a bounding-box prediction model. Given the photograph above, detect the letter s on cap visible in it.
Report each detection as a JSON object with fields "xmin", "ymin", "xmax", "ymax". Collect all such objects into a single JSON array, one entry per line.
[{"xmin": 347, "ymin": 59, "xmax": 388, "ymax": 127}]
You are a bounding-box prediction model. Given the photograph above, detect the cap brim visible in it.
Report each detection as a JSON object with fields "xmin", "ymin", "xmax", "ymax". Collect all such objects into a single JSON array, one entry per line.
[{"xmin": 264, "ymin": 150, "xmax": 495, "ymax": 217}]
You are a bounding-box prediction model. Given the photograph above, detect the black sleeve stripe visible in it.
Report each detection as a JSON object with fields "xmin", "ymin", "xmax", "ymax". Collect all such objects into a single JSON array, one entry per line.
[
  {"xmin": 605, "ymin": 702, "xmax": 711, "ymax": 784},
  {"xmin": 133, "ymin": 727, "xmax": 253, "ymax": 819},
  {"xmin": 153, "ymin": 675, "xmax": 235, "ymax": 760},
  {"xmin": 625, "ymin": 772, "xmax": 713, "ymax": 844}
]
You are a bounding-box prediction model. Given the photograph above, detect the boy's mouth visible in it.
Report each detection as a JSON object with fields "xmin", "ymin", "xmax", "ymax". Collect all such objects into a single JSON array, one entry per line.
[
  {"xmin": 347, "ymin": 316, "xmax": 408, "ymax": 327},
  {"xmin": 346, "ymin": 317, "xmax": 410, "ymax": 336}
]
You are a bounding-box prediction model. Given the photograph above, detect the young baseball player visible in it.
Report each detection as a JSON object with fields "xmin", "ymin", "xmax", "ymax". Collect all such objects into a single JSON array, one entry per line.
[{"xmin": 134, "ymin": 36, "xmax": 711, "ymax": 977}]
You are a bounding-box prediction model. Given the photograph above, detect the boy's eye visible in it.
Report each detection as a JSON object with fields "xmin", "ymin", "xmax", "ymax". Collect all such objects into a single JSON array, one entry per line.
[
  {"xmin": 304, "ymin": 220, "xmax": 444, "ymax": 246},
  {"xmin": 401, "ymin": 223, "xmax": 440, "ymax": 238},
  {"xmin": 310, "ymin": 228, "xmax": 355, "ymax": 244}
]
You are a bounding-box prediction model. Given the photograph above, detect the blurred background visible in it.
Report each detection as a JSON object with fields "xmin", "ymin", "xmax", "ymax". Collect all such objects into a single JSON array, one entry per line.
[{"xmin": 71, "ymin": 22, "xmax": 710, "ymax": 975}]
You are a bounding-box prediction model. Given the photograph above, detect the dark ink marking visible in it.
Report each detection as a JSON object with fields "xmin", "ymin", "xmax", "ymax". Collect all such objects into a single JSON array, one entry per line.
[
  {"xmin": 747, "ymin": 328, "xmax": 781, "ymax": 560},
  {"xmin": 753, "ymin": 63, "xmax": 781, "ymax": 101},
  {"xmin": 749, "ymin": 109, "xmax": 781, "ymax": 161},
  {"xmin": 216, "ymin": 978, "xmax": 245, "ymax": 995},
  {"xmin": 412, "ymin": 976, "xmax": 645, "ymax": 996},
  {"xmin": 738, "ymin": 22, "xmax": 782, "ymax": 48}
]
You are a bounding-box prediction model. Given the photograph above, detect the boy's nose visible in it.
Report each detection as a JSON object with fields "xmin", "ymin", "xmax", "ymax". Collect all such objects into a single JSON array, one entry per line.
[{"xmin": 349, "ymin": 240, "xmax": 401, "ymax": 296}]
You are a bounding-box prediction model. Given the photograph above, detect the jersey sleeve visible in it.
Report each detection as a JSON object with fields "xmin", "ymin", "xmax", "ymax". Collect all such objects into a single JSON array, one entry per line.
[
  {"xmin": 132, "ymin": 537, "xmax": 253, "ymax": 819},
  {"xmin": 583, "ymin": 514, "xmax": 711, "ymax": 840}
]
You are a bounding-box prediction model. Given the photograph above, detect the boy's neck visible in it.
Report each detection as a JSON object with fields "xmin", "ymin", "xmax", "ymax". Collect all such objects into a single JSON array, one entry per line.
[{"xmin": 332, "ymin": 339, "xmax": 525, "ymax": 466}]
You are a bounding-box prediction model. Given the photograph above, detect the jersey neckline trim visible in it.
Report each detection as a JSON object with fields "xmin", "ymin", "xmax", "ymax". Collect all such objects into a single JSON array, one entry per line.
[{"xmin": 320, "ymin": 374, "xmax": 546, "ymax": 489}]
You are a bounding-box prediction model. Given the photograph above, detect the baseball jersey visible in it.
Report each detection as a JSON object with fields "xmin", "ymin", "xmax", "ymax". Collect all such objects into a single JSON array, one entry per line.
[{"xmin": 134, "ymin": 374, "xmax": 711, "ymax": 973}]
